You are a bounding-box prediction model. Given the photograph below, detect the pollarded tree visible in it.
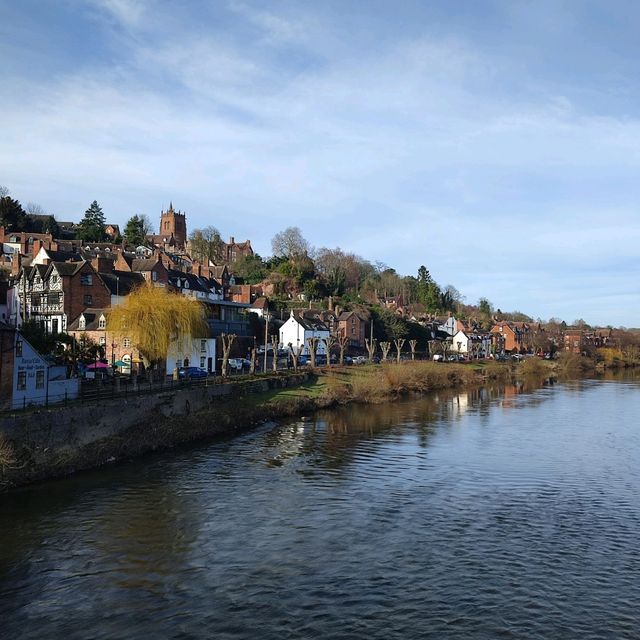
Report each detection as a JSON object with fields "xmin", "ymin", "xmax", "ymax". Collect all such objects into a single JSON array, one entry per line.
[
  {"xmin": 394, "ymin": 338, "xmax": 405, "ymax": 362},
  {"xmin": 77, "ymin": 200, "xmax": 106, "ymax": 243},
  {"xmin": 107, "ymin": 283, "xmax": 208, "ymax": 376}
]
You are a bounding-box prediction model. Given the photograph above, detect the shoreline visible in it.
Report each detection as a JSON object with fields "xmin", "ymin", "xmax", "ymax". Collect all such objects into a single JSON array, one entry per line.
[{"xmin": 0, "ymin": 357, "xmax": 609, "ymax": 492}]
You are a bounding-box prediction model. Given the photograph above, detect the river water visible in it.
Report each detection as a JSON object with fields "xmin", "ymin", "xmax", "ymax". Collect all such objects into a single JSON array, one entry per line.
[{"xmin": 1, "ymin": 378, "xmax": 640, "ymax": 639}]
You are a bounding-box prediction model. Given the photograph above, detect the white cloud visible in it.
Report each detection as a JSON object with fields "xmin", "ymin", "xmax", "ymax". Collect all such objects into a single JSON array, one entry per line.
[{"xmin": 2, "ymin": 2, "xmax": 640, "ymax": 324}]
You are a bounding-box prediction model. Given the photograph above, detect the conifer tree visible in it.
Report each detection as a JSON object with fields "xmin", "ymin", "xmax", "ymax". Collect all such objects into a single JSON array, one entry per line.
[{"xmin": 77, "ymin": 200, "xmax": 106, "ymax": 242}]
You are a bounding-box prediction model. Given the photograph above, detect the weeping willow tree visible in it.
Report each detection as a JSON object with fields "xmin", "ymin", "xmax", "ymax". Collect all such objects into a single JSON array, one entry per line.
[{"xmin": 107, "ymin": 283, "xmax": 208, "ymax": 374}]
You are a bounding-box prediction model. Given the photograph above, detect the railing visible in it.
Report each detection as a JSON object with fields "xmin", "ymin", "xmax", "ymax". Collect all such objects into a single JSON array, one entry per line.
[{"xmin": 1, "ymin": 366, "xmax": 305, "ymax": 415}]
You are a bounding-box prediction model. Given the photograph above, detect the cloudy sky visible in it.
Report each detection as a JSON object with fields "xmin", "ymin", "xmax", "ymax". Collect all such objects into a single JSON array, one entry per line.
[{"xmin": 1, "ymin": 0, "xmax": 639, "ymax": 326}]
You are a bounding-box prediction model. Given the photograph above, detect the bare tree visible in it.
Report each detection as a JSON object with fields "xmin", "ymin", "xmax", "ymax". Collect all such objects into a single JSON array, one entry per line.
[
  {"xmin": 288, "ymin": 342, "xmax": 300, "ymax": 372},
  {"xmin": 393, "ymin": 338, "xmax": 405, "ymax": 362},
  {"xmin": 380, "ymin": 341, "xmax": 392, "ymax": 362},
  {"xmin": 190, "ymin": 226, "xmax": 224, "ymax": 264},
  {"xmin": 220, "ymin": 333, "xmax": 236, "ymax": 377},
  {"xmin": 338, "ymin": 334, "xmax": 349, "ymax": 365},
  {"xmin": 307, "ymin": 337, "xmax": 320, "ymax": 368},
  {"xmin": 25, "ymin": 202, "xmax": 45, "ymax": 216},
  {"xmin": 0, "ymin": 185, "xmax": 9, "ymax": 197},
  {"xmin": 365, "ymin": 337, "xmax": 377, "ymax": 362},
  {"xmin": 428, "ymin": 340, "xmax": 443, "ymax": 360},
  {"xmin": 322, "ymin": 335, "xmax": 337, "ymax": 367},
  {"xmin": 409, "ymin": 339, "xmax": 418, "ymax": 360},
  {"xmin": 271, "ymin": 226, "xmax": 310, "ymax": 258}
]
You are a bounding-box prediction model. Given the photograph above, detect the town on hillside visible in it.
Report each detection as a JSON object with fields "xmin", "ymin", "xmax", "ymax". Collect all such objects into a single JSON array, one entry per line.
[{"xmin": 1, "ymin": 192, "xmax": 638, "ymax": 411}]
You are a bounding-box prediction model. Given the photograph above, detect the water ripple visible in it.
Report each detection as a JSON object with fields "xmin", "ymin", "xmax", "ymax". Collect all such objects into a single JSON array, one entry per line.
[{"xmin": 1, "ymin": 380, "xmax": 640, "ymax": 638}]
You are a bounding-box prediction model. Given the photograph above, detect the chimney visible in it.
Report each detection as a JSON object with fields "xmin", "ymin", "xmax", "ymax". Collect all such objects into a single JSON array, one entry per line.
[
  {"xmin": 32, "ymin": 239, "xmax": 44, "ymax": 258},
  {"xmin": 230, "ymin": 236, "xmax": 235, "ymax": 244},
  {"xmin": 11, "ymin": 252, "xmax": 21, "ymax": 276},
  {"xmin": 92, "ymin": 256, "xmax": 113, "ymax": 273}
]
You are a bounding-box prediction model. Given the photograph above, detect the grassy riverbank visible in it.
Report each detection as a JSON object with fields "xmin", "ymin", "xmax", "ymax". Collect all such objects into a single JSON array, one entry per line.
[{"xmin": 0, "ymin": 360, "xmax": 539, "ymax": 491}]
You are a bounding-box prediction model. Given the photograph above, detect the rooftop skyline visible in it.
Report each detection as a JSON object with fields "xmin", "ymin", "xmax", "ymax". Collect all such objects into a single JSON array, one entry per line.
[{"xmin": 1, "ymin": 0, "xmax": 639, "ymax": 327}]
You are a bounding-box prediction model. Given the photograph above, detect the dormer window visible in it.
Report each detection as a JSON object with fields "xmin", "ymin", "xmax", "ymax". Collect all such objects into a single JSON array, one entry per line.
[
  {"xmin": 98, "ymin": 317, "xmax": 106, "ymax": 329},
  {"xmin": 183, "ymin": 281, "xmax": 189, "ymax": 289},
  {"xmin": 79, "ymin": 317, "xmax": 86, "ymax": 330}
]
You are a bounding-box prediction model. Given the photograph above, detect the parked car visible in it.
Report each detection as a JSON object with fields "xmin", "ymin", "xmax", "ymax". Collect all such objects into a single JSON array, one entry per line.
[
  {"xmin": 227, "ymin": 358, "xmax": 250, "ymax": 371},
  {"xmin": 352, "ymin": 355, "xmax": 367, "ymax": 365},
  {"xmin": 178, "ymin": 366, "xmax": 208, "ymax": 379},
  {"xmin": 256, "ymin": 344, "xmax": 274, "ymax": 354}
]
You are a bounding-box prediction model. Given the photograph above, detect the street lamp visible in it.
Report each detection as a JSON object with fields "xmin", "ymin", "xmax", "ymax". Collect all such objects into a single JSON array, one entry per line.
[{"xmin": 263, "ymin": 311, "xmax": 271, "ymax": 373}]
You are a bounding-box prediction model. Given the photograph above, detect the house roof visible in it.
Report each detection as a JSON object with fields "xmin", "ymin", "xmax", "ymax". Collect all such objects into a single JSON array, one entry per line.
[
  {"xmin": 67, "ymin": 308, "xmax": 108, "ymax": 332},
  {"xmin": 290, "ymin": 312, "xmax": 329, "ymax": 332},
  {"xmin": 131, "ymin": 258, "xmax": 160, "ymax": 272},
  {"xmin": 250, "ymin": 296, "xmax": 269, "ymax": 310},
  {"xmin": 98, "ymin": 270, "xmax": 145, "ymax": 296},
  {"xmin": 168, "ymin": 269, "xmax": 221, "ymax": 294},
  {"xmin": 50, "ymin": 261, "xmax": 86, "ymax": 277}
]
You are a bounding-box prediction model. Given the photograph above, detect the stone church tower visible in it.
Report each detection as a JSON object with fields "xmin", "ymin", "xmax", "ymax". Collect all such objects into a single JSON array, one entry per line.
[{"xmin": 159, "ymin": 202, "xmax": 187, "ymax": 251}]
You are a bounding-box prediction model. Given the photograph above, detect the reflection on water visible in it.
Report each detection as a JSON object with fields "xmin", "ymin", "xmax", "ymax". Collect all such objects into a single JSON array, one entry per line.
[{"xmin": 1, "ymin": 378, "xmax": 640, "ymax": 639}]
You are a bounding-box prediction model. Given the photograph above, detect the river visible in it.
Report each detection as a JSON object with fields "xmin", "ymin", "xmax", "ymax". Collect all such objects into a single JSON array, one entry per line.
[{"xmin": 1, "ymin": 377, "xmax": 639, "ymax": 639}]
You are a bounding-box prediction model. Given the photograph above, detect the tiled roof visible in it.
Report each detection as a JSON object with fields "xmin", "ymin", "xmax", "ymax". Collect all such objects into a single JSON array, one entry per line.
[
  {"xmin": 51, "ymin": 261, "xmax": 85, "ymax": 277},
  {"xmin": 98, "ymin": 271, "xmax": 145, "ymax": 296},
  {"xmin": 68, "ymin": 308, "xmax": 108, "ymax": 332},
  {"xmin": 131, "ymin": 258, "xmax": 159, "ymax": 272}
]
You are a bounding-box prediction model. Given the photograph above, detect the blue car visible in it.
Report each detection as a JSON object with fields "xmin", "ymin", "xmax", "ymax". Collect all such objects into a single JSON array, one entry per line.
[{"xmin": 178, "ymin": 366, "xmax": 208, "ymax": 379}]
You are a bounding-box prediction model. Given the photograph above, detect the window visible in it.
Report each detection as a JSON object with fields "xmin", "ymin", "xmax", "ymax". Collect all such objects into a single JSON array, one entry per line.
[
  {"xmin": 17, "ymin": 371, "xmax": 27, "ymax": 390},
  {"xmin": 83, "ymin": 294, "xmax": 93, "ymax": 306},
  {"xmin": 98, "ymin": 317, "xmax": 106, "ymax": 329},
  {"xmin": 80, "ymin": 274, "xmax": 92, "ymax": 285},
  {"xmin": 36, "ymin": 370, "xmax": 45, "ymax": 389},
  {"xmin": 79, "ymin": 317, "xmax": 86, "ymax": 330},
  {"xmin": 201, "ymin": 340, "xmax": 207, "ymax": 353},
  {"xmin": 99, "ymin": 336, "xmax": 106, "ymax": 346},
  {"xmin": 50, "ymin": 274, "xmax": 58, "ymax": 284},
  {"xmin": 16, "ymin": 340, "xmax": 23, "ymax": 357},
  {"xmin": 51, "ymin": 319, "xmax": 59, "ymax": 333},
  {"xmin": 123, "ymin": 338, "xmax": 131, "ymax": 348},
  {"xmin": 200, "ymin": 356, "xmax": 206, "ymax": 368}
]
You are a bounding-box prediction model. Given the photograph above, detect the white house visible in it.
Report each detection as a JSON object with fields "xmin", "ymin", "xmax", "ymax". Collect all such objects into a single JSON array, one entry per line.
[
  {"xmin": 279, "ymin": 311, "xmax": 330, "ymax": 356},
  {"xmin": 11, "ymin": 331, "xmax": 79, "ymax": 409},
  {"xmin": 166, "ymin": 336, "xmax": 217, "ymax": 376},
  {"xmin": 452, "ymin": 329, "xmax": 492, "ymax": 358}
]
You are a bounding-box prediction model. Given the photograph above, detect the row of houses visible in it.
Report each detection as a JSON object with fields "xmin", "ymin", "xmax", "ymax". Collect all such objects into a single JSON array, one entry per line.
[{"xmin": 0, "ymin": 205, "xmax": 258, "ymax": 409}]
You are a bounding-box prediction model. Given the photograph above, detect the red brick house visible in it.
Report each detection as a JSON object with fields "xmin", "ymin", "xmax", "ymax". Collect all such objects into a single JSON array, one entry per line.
[
  {"xmin": 337, "ymin": 311, "xmax": 369, "ymax": 349},
  {"xmin": 490, "ymin": 321, "xmax": 531, "ymax": 353}
]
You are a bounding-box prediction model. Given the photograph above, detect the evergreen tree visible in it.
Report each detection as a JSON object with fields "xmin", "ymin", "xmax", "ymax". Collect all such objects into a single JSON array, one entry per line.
[
  {"xmin": 124, "ymin": 215, "xmax": 145, "ymax": 247},
  {"xmin": 77, "ymin": 200, "xmax": 106, "ymax": 243},
  {"xmin": 0, "ymin": 195, "xmax": 27, "ymax": 231}
]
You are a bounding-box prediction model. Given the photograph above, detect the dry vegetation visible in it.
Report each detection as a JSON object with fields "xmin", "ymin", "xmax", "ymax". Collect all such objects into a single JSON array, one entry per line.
[
  {"xmin": 0, "ymin": 434, "xmax": 16, "ymax": 474},
  {"xmin": 320, "ymin": 362, "xmax": 483, "ymax": 405}
]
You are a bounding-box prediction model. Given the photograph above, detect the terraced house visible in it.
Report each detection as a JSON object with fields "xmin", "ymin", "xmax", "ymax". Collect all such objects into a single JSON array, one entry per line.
[{"xmin": 14, "ymin": 260, "xmax": 111, "ymax": 333}]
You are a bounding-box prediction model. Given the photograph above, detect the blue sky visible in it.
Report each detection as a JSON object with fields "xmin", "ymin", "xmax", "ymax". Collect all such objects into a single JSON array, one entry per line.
[{"xmin": 1, "ymin": 0, "xmax": 639, "ymax": 326}]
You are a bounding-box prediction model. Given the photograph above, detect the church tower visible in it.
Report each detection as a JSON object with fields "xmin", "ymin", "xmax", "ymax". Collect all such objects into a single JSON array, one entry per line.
[{"xmin": 159, "ymin": 202, "xmax": 187, "ymax": 251}]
